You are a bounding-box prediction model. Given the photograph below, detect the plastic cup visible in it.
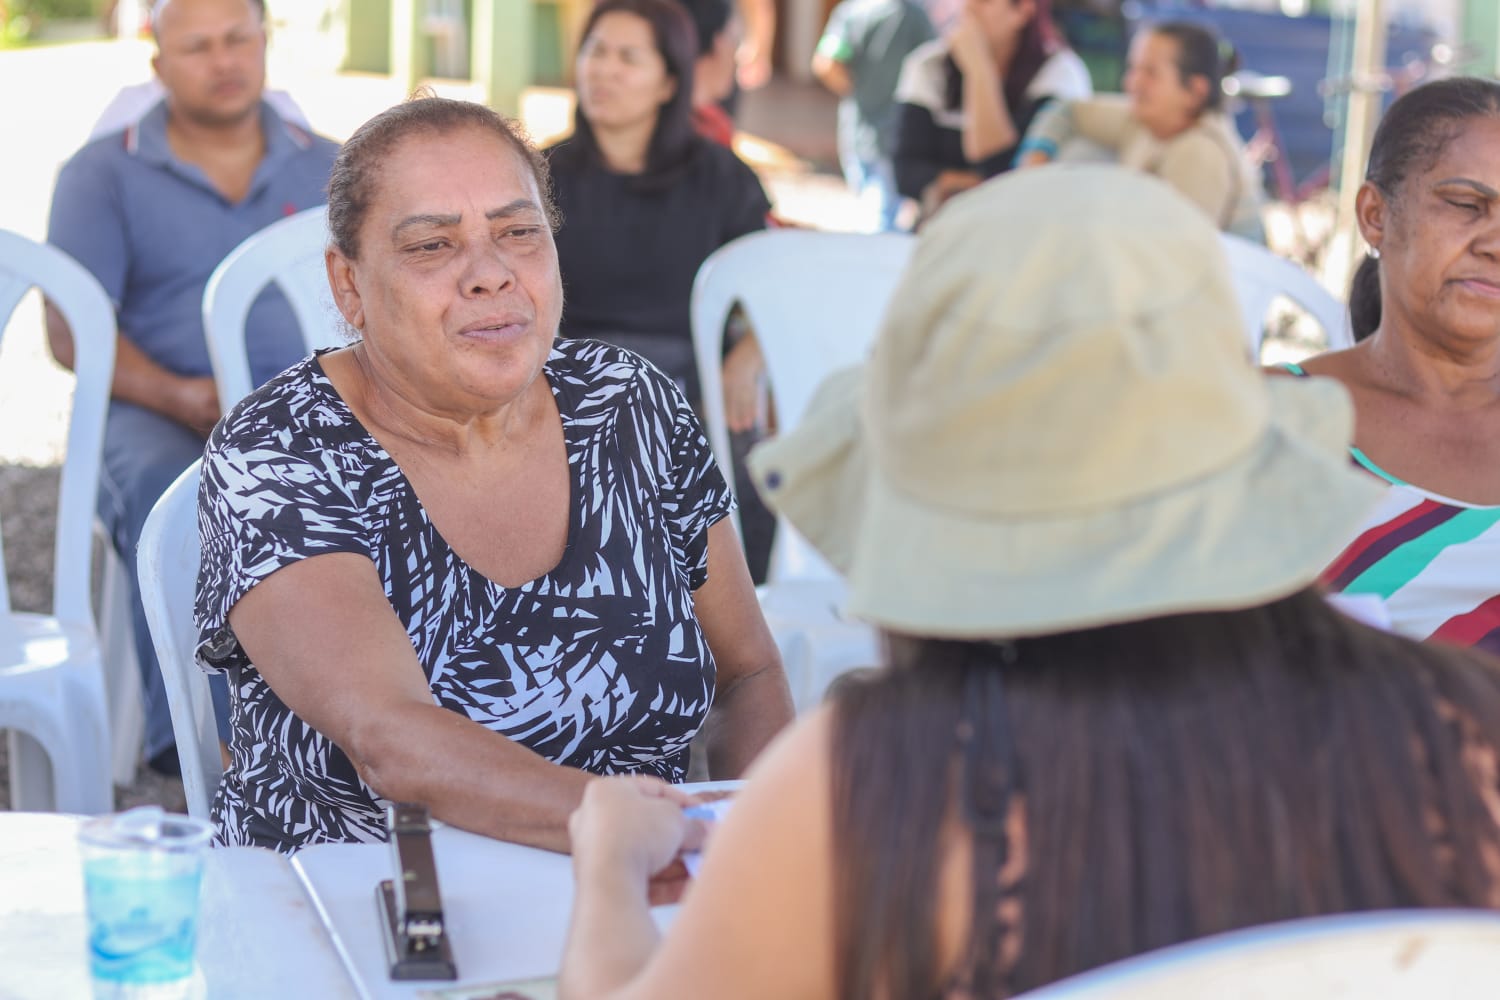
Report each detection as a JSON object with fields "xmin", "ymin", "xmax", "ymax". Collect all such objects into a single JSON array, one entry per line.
[{"xmin": 77, "ymin": 806, "xmax": 213, "ymax": 1000}]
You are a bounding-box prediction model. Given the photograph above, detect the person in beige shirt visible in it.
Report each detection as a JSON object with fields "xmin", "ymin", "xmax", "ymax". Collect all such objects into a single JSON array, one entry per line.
[{"xmin": 1018, "ymin": 20, "xmax": 1265, "ymax": 241}]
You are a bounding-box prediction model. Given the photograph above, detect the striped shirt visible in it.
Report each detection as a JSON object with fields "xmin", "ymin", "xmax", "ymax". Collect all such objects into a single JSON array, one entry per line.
[{"xmin": 1285, "ymin": 364, "xmax": 1500, "ymax": 655}]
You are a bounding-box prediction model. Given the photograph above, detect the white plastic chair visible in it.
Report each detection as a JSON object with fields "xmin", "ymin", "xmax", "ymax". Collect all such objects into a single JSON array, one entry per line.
[
  {"xmin": 137, "ymin": 460, "xmax": 221, "ymax": 821},
  {"xmin": 202, "ymin": 204, "xmax": 345, "ymax": 411},
  {"xmin": 1015, "ymin": 909, "xmax": 1500, "ymax": 999},
  {"xmin": 0, "ymin": 230, "xmax": 117, "ymax": 813},
  {"xmin": 691, "ymin": 230, "xmax": 915, "ymax": 710},
  {"xmin": 1219, "ymin": 233, "xmax": 1351, "ymax": 360}
]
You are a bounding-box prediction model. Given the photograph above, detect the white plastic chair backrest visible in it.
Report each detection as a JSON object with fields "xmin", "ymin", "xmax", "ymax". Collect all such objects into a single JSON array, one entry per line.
[
  {"xmin": 0, "ymin": 230, "xmax": 117, "ymax": 628},
  {"xmin": 1219, "ymin": 233, "xmax": 1351, "ymax": 359},
  {"xmin": 137, "ymin": 459, "xmax": 221, "ymax": 821},
  {"xmin": 1015, "ymin": 910, "xmax": 1500, "ymax": 999},
  {"xmin": 202, "ymin": 204, "xmax": 343, "ymax": 411},
  {"xmin": 691, "ymin": 229, "xmax": 915, "ymax": 581}
]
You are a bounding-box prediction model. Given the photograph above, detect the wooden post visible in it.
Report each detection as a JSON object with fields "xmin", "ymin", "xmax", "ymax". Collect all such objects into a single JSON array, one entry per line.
[
  {"xmin": 473, "ymin": 0, "xmax": 534, "ymax": 116},
  {"xmin": 389, "ymin": 0, "xmax": 424, "ymax": 98},
  {"xmin": 1325, "ymin": 0, "xmax": 1388, "ymax": 295}
]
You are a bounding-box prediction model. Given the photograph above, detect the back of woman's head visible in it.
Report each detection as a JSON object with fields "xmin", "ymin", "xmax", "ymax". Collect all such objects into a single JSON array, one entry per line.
[
  {"xmin": 828, "ymin": 592, "xmax": 1500, "ymax": 999},
  {"xmin": 1148, "ymin": 20, "xmax": 1231, "ymax": 114},
  {"xmin": 564, "ymin": 0, "xmax": 700, "ymax": 183},
  {"xmin": 1350, "ymin": 76, "xmax": 1500, "ymax": 341}
]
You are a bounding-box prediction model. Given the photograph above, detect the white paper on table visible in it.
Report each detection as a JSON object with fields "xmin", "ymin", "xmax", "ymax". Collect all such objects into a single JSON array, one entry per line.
[{"xmin": 680, "ymin": 797, "xmax": 735, "ymax": 878}]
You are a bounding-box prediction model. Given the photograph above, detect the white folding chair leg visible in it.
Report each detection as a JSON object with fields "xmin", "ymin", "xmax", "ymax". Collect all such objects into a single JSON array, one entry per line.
[
  {"xmin": 7, "ymin": 730, "xmax": 56, "ymax": 811},
  {"xmin": 98, "ymin": 538, "xmax": 144, "ymax": 786},
  {"xmin": 1, "ymin": 667, "xmax": 113, "ymax": 813}
]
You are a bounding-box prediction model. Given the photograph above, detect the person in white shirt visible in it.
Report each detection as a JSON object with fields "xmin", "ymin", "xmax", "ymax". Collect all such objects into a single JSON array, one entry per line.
[{"xmin": 890, "ymin": 0, "xmax": 1091, "ymax": 220}]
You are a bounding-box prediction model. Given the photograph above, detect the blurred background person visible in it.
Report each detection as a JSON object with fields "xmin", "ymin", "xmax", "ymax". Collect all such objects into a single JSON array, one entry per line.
[
  {"xmin": 891, "ymin": 0, "xmax": 1090, "ymax": 221},
  {"xmin": 546, "ymin": 0, "xmax": 770, "ymax": 412},
  {"xmin": 812, "ymin": 0, "xmax": 935, "ymax": 232},
  {"xmin": 45, "ymin": 0, "xmax": 337, "ymax": 778},
  {"xmin": 1280, "ymin": 77, "xmax": 1500, "ymax": 657},
  {"xmin": 675, "ymin": 0, "xmax": 741, "ymax": 146},
  {"xmin": 1017, "ymin": 20, "xmax": 1264, "ymax": 241},
  {"xmin": 197, "ymin": 96, "xmax": 793, "ymax": 853},
  {"xmin": 556, "ymin": 167, "xmax": 1500, "ymax": 1000}
]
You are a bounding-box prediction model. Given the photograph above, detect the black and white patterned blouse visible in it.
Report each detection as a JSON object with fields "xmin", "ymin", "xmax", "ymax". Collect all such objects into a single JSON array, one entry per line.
[{"xmin": 195, "ymin": 338, "xmax": 736, "ymax": 853}]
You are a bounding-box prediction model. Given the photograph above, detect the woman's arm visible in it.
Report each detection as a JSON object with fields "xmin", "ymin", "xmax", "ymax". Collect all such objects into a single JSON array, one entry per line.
[
  {"xmin": 1155, "ymin": 130, "xmax": 1238, "ymax": 229},
  {"xmin": 692, "ymin": 520, "xmax": 795, "ymax": 777},
  {"xmin": 559, "ymin": 708, "xmax": 839, "ymax": 1000},
  {"xmin": 228, "ymin": 551, "xmax": 593, "ymax": 852},
  {"xmin": 957, "ymin": 52, "xmax": 1017, "ymax": 164}
]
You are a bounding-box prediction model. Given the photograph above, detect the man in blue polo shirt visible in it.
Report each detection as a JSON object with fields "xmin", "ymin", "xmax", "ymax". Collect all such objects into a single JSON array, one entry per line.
[{"xmin": 46, "ymin": 0, "xmax": 338, "ymax": 777}]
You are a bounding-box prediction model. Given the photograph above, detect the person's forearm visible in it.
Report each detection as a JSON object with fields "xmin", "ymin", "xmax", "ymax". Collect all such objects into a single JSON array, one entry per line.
[
  {"xmin": 44, "ymin": 300, "xmax": 213, "ymax": 427},
  {"xmin": 811, "ymin": 53, "xmax": 853, "ymax": 97},
  {"xmin": 349, "ymin": 701, "xmax": 595, "ymax": 852},
  {"xmin": 962, "ymin": 64, "xmax": 1018, "ymax": 163},
  {"xmin": 557, "ymin": 859, "xmax": 659, "ymax": 1000},
  {"xmin": 705, "ymin": 664, "xmax": 795, "ymax": 778}
]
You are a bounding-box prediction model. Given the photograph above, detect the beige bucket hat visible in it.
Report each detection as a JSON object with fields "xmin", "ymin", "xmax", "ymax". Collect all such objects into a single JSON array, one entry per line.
[{"xmin": 748, "ymin": 166, "xmax": 1383, "ymax": 639}]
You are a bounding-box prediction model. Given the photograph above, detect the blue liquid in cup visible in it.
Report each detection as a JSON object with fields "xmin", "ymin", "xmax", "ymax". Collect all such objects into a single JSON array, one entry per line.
[
  {"xmin": 83, "ymin": 857, "xmax": 203, "ymax": 985},
  {"xmin": 78, "ymin": 808, "xmax": 212, "ymax": 998}
]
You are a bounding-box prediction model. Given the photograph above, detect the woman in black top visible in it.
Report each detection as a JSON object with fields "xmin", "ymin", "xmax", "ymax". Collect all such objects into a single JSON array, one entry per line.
[{"xmin": 547, "ymin": 0, "xmax": 771, "ymax": 412}]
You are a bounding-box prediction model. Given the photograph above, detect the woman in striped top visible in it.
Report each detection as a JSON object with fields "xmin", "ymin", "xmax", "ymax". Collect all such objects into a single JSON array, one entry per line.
[{"xmin": 1282, "ymin": 77, "xmax": 1500, "ymax": 656}]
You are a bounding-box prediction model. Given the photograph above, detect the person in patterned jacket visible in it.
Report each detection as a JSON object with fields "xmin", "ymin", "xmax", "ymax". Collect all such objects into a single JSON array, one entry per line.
[{"xmin": 193, "ymin": 95, "xmax": 794, "ymax": 853}]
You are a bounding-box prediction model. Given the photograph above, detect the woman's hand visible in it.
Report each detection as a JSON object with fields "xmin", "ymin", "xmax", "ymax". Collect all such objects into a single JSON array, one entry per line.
[
  {"xmin": 947, "ymin": 9, "xmax": 997, "ymax": 80},
  {"xmin": 569, "ymin": 776, "xmax": 711, "ymax": 884},
  {"xmin": 722, "ymin": 332, "xmax": 766, "ymax": 434},
  {"xmin": 921, "ymin": 169, "xmax": 984, "ymax": 220}
]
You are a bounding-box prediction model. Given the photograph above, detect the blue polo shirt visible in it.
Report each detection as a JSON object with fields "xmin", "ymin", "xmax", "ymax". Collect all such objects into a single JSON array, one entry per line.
[{"xmin": 47, "ymin": 100, "xmax": 339, "ymax": 386}]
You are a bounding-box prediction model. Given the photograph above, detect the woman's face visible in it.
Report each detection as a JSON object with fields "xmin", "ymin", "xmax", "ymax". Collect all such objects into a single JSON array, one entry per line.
[
  {"xmin": 1124, "ymin": 32, "xmax": 1205, "ymax": 138},
  {"xmin": 328, "ymin": 125, "xmax": 563, "ymax": 412},
  {"xmin": 965, "ymin": 0, "xmax": 1034, "ymax": 52},
  {"xmin": 1363, "ymin": 117, "xmax": 1500, "ymax": 347},
  {"xmin": 576, "ymin": 11, "xmax": 676, "ymax": 133}
]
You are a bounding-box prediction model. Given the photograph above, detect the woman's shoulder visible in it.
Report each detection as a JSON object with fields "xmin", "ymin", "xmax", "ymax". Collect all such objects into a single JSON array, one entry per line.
[
  {"xmin": 680, "ymin": 135, "xmax": 762, "ymax": 187},
  {"xmin": 550, "ymin": 337, "xmax": 692, "ymax": 416},
  {"xmin": 208, "ymin": 351, "xmax": 367, "ymax": 464},
  {"xmin": 1028, "ymin": 47, "xmax": 1093, "ymax": 101}
]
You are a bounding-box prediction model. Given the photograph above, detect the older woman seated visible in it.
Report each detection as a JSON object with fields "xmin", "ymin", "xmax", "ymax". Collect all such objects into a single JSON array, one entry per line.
[
  {"xmin": 1017, "ymin": 20, "xmax": 1264, "ymax": 241},
  {"xmin": 1280, "ymin": 78, "xmax": 1500, "ymax": 658},
  {"xmin": 194, "ymin": 96, "xmax": 794, "ymax": 853}
]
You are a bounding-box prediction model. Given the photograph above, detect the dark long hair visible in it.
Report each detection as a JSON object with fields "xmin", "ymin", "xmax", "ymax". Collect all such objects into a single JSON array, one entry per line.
[
  {"xmin": 830, "ymin": 589, "xmax": 1500, "ymax": 999},
  {"xmin": 945, "ymin": 0, "xmax": 1067, "ymax": 115},
  {"xmin": 1349, "ymin": 77, "xmax": 1500, "ymax": 341},
  {"xmin": 1147, "ymin": 20, "xmax": 1233, "ymax": 115},
  {"xmin": 552, "ymin": 0, "xmax": 701, "ymax": 190}
]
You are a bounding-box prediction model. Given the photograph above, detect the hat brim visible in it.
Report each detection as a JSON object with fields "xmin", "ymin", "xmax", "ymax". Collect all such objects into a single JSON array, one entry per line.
[{"xmin": 749, "ymin": 373, "xmax": 1384, "ymax": 638}]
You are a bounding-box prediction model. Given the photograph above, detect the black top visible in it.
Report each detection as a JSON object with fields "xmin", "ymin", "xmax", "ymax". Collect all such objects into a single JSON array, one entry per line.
[
  {"xmin": 892, "ymin": 44, "xmax": 1089, "ymax": 201},
  {"xmin": 196, "ymin": 339, "xmax": 736, "ymax": 852},
  {"xmin": 546, "ymin": 136, "xmax": 770, "ymax": 402}
]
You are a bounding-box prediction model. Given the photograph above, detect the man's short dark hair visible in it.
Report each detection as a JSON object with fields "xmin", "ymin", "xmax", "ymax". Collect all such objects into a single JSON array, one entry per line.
[{"xmin": 673, "ymin": 0, "xmax": 731, "ymax": 57}]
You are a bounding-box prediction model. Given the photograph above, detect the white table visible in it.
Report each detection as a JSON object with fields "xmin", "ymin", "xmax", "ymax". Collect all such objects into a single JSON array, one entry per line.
[
  {"xmin": 292, "ymin": 781, "xmax": 739, "ymax": 998},
  {"xmin": 294, "ymin": 826, "xmax": 577, "ymax": 998},
  {"xmin": 0, "ymin": 812, "xmax": 357, "ymax": 1000}
]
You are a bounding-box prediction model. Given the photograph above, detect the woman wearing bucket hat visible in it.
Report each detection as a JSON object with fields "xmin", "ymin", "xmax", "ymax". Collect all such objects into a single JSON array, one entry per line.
[
  {"xmin": 555, "ymin": 167, "xmax": 1500, "ymax": 1000},
  {"xmin": 1279, "ymin": 78, "xmax": 1500, "ymax": 660}
]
